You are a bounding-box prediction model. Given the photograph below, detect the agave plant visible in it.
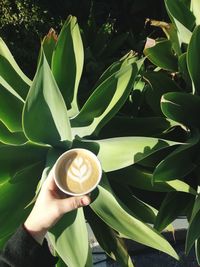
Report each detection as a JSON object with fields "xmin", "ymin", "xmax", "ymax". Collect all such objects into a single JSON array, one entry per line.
[
  {"xmin": 142, "ymin": 0, "xmax": 200, "ymax": 265},
  {"xmin": 1, "ymin": 14, "xmax": 196, "ymax": 266}
]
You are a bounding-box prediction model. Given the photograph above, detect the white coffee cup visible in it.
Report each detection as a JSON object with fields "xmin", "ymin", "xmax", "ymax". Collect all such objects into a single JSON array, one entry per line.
[{"xmin": 54, "ymin": 148, "xmax": 102, "ymax": 196}]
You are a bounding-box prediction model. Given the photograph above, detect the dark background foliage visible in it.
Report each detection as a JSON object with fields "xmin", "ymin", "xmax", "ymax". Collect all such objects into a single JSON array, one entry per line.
[{"xmin": 0, "ymin": 0, "xmax": 168, "ymax": 79}]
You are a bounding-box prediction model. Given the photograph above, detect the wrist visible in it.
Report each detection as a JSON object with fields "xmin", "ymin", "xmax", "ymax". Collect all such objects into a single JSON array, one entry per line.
[{"xmin": 24, "ymin": 215, "xmax": 47, "ymax": 245}]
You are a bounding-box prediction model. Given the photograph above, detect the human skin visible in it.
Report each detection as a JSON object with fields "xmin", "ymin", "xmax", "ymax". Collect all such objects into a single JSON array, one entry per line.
[{"xmin": 24, "ymin": 170, "xmax": 91, "ymax": 245}]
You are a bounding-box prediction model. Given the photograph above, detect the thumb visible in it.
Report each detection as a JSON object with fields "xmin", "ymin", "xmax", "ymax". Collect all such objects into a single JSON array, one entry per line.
[{"xmin": 58, "ymin": 195, "xmax": 91, "ymax": 214}]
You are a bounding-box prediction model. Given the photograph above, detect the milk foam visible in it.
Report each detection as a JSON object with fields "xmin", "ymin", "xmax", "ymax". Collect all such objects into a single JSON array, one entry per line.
[{"xmin": 65, "ymin": 156, "xmax": 92, "ymax": 183}]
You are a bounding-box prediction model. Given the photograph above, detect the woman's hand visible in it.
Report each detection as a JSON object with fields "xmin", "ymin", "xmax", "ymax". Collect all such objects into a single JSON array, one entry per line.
[{"xmin": 24, "ymin": 170, "xmax": 91, "ymax": 244}]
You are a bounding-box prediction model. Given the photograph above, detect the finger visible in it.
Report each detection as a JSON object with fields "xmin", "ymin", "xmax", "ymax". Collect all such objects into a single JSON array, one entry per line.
[
  {"xmin": 58, "ymin": 195, "xmax": 91, "ymax": 214},
  {"xmin": 45, "ymin": 168, "xmax": 58, "ymax": 191}
]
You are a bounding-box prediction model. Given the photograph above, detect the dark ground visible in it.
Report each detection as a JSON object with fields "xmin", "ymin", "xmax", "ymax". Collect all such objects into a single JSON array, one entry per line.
[{"xmin": 107, "ymin": 242, "xmax": 198, "ymax": 267}]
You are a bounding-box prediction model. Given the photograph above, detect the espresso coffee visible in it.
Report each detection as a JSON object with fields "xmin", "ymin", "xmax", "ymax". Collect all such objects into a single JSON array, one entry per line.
[{"xmin": 54, "ymin": 149, "xmax": 102, "ymax": 196}]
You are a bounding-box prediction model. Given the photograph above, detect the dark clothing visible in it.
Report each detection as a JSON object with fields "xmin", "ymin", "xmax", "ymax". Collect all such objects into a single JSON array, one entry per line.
[{"xmin": 0, "ymin": 225, "xmax": 58, "ymax": 267}]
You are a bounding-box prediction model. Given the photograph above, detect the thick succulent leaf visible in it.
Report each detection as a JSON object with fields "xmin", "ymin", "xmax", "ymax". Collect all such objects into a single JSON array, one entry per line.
[
  {"xmin": 0, "ymin": 38, "xmax": 31, "ymax": 99},
  {"xmin": 186, "ymin": 193, "xmax": 200, "ymax": 254},
  {"xmin": 82, "ymin": 136, "xmax": 180, "ymax": 172},
  {"xmin": 71, "ymin": 59, "xmax": 143, "ymax": 137},
  {"xmin": 144, "ymin": 39, "xmax": 178, "ymax": 71},
  {"xmin": 0, "ymin": 142, "xmax": 48, "ymax": 178},
  {"xmin": 48, "ymin": 208, "xmax": 93, "ymax": 267},
  {"xmin": 90, "ymin": 175, "xmax": 179, "ymax": 260},
  {"xmin": 154, "ymin": 192, "xmax": 194, "ymax": 232},
  {"xmin": 153, "ymin": 145, "xmax": 197, "ymax": 182},
  {"xmin": 107, "ymin": 165, "xmax": 197, "ymax": 194},
  {"xmin": 143, "ymin": 71, "xmax": 181, "ymax": 115},
  {"xmin": 0, "ymin": 142, "xmax": 46, "ymax": 240},
  {"xmin": 52, "ymin": 16, "xmax": 84, "ymax": 117},
  {"xmin": 187, "ymin": 25, "xmax": 200, "ymax": 95},
  {"xmin": 0, "ymin": 76, "xmax": 24, "ymax": 131},
  {"xmin": 72, "ymin": 136, "xmax": 180, "ymax": 172},
  {"xmin": 72, "ymin": 136, "xmax": 181, "ymax": 172},
  {"xmin": 42, "ymin": 28, "xmax": 57, "ymax": 66},
  {"xmin": 23, "ymin": 51, "xmax": 72, "ymax": 147},
  {"xmin": 153, "ymin": 130, "xmax": 199, "ymax": 182},
  {"xmin": 195, "ymin": 238, "xmax": 200, "ymax": 265},
  {"xmin": 0, "ymin": 162, "xmax": 44, "ymax": 239},
  {"xmin": 161, "ymin": 92, "xmax": 200, "ymax": 128},
  {"xmin": 165, "ymin": 0, "xmax": 194, "ymax": 44},
  {"xmin": 99, "ymin": 116, "xmax": 176, "ymax": 138},
  {"xmin": 0, "ymin": 142, "xmax": 47, "ymax": 237},
  {"xmin": 178, "ymin": 53, "xmax": 192, "ymax": 88},
  {"xmin": 0, "ymin": 121, "xmax": 27, "ymax": 145},
  {"xmin": 94, "ymin": 51, "xmax": 138, "ymax": 89},
  {"xmin": 165, "ymin": 23, "xmax": 182, "ymax": 56},
  {"xmin": 56, "ymin": 257, "xmax": 67, "ymax": 267},
  {"xmin": 148, "ymin": 19, "xmax": 182, "ymax": 55},
  {"xmin": 190, "ymin": 0, "xmax": 200, "ymax": 25},
  {"xmin": 165, "ymin": 0, "xmax": 195, "ymax": 31},
  {"xmin": 110, "ymin": 182, "xmax": 157, "ymax": 224},
  {"xmin": 85, "ymin": 207, "xmax": 134, "ymax": 267}
]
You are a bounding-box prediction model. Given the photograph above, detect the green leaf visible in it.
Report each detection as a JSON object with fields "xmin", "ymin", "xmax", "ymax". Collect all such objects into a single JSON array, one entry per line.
[
  {"xmin": 52, "ymin": 16, "xmax": 84, "ymax": 117},
  {"xmin": 0, "ymin": 76, "xmax": 24, "ymax": 131},
  {"xmin": 93, "ymin": 51, "xmax": 138, "ymax": 90},
  {"xmin": 154, "ymin": 192, "xmax": 194, "ymax": 232},
  {"xmin": 186, "ymin": 193, "xmax": 200, "ymax": 254},
  {"xmin": 186, "ymin": 212, "xmax": 200, "ymax": 254},
  {"xmin": 178, "ymin": 53, "xmax": 192, "ymax": 89},
  {"xmin": 111, "ymin": 182, "xmax": 158, "ymax": 224},
  {"xmin": 56, "ymin": 257, "xmax": 68, "ymax": 267},
  {"xmin": 23, "ymin": 51, "xmax": 72, "ymax": 147},
  {"xmin": 153, "ymin": 131, "xmax": 199, "ymax": 182},
  {"xmin": 72, "ymin": 137, "xmax": 180, "ymax": 172},
  {"xmin": 144, "ymin": 39, "xmax": 178, "ymax": 71},
  {"xmin": 0, "ymin": 38, "xmax": 31, "ymax": 99},
  {"xmin": 195, "ymin": 238, "xmax": 200, "ymax": 265},
  {"xmin": 73, "ymin": 136, "xmax": 181, "ymax": 172},
  {"xmin": 165, "ymin": 0, "xmax": 194, "ymax": 44},
  {"xmin": 87, "ymin": 136, "xmax": 180, "ymax": 172},
  {"xmin": 99, "ymin": 116, "xmax": 176, "ymax": 138},
  {"xmin": 71, "ymin": 59, "xmax": 143, "ymax": 137},
  {"xmin": 108, "ymin": 165, "xmax": 197, "ymax": 194},
  {"xmin": 0, "ymin": 142, "xmax": 48, "ymax": 178},
  {"xmin": 48, "ymin": 208, "xmax": 93, "ymax": 267},
  {"xmin": 190, "ymin": 0, "xmax": 200, "ymax": 25},
  {"xmin": 143, "ymin": 71, "xmax": 181, "ymax": 115},
  {"xmin": 85, "ymin": 207, "xmax": 134, "ymax": 267},
  {"xmin": 161, "ymin": 92, "xmax": 200, "ymax": 127},
  {"xmin": 42, "ymin": 28, "xmax": 57, "ymax": 66},
  {"xmin": 165, "ymin": 0, "xmax": 195, "ymax": 31},
  {"xmin": 90, "ymin": 175, "xmax": 179, "ymax": 260},
  {"xmin": 165, "ymin": 23, "xmax": 182, "ymax": 56},
  {"xmin": 0, "ymin": 160, "xmax": 45, "ymax": 240},
  {"xmin": 0, "ymin": 121, "xmax": 27, "ymax": 145},
  {"xmin": 187, "ymin": 25, "xmax": 200, "ymax": 95}
]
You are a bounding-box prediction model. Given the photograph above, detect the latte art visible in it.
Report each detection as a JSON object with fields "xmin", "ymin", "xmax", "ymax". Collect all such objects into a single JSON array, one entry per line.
[
  {"xmin": 54, "ymin": 149, "xmax": 102, "ymax": 195},
  {"xmin": 66, "ymin": 157, "xmax": 92, "ymax": 183}
]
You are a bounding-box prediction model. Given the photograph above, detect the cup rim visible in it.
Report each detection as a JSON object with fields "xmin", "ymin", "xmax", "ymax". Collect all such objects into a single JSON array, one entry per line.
[{"xmin": 54, "ymin": 148, "xmax": 102, "ymax": 196}]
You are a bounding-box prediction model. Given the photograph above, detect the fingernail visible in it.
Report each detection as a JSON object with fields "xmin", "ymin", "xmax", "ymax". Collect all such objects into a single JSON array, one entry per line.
[{"xmin": 81, "ymin": 197, "xmax": 90, "ymax": 206}]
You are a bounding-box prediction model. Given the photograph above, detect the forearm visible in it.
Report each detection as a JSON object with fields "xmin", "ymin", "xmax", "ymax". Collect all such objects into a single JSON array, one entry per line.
[{"xmin": 0, "ymin": 225, "xmax": 57, "ymax": 267}]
